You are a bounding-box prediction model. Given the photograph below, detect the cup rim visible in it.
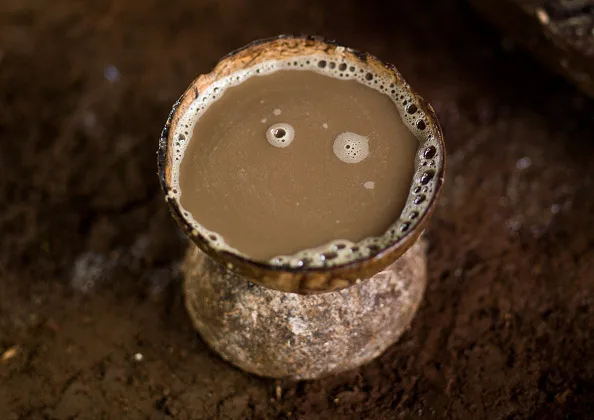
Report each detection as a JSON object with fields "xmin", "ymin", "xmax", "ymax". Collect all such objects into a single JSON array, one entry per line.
[{"xmin": 158, "ymin": 35, "xmax": 445, "ymax": 294}]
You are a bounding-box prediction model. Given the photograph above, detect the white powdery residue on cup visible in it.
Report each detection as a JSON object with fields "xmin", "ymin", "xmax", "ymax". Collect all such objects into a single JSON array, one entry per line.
[{"xmin": 273, "ymin": 108, "xmax": 282, "ymax": 116}]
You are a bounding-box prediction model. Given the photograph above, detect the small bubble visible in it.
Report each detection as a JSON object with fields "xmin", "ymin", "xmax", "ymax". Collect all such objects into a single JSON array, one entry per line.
[
  {"xmin": 416, "ymin": 120, "xmax": 426, "ymax": 130},
  {"xmin": 413, "ymin": 186, "xmax": 421, "ymax": 194},
  {"xmin": 364, "ymin": 181, "xmax": 375, "ymax": 190},
  {"xmin": 333, "ymin": 132, "xmax": 369, "ymax": 163},
  {"xmin": 300, "ymin": 258, "xmax": 312, "ymax": 267},
  {"xmin": 423, "ymin": 146, "xmax": 437, "ymax": 159},
  {"xmin": 273, "ymin": 109, "xmax": 281, "ymax": 116},
  {"xmin": 318, "ymin": 60, "xmax": 327, "ymax": 68},
  {"xmin": 409, "ymin": 211, "xmax": 419, "ymax": 219},
  {"xmin": 365, "ymin": 73, "xmax": 373, "ymax": 81},
  {"xmin": 406, "ymin": 104, "xmax": 418, "ymax": 114},
  {"xmin": 267, "ymin": 122, "xmax": 294, "ymax": 148},
  {"xmin": 349, "ymin": 66, "xmax": 355, "ymax": 72},
  {"xmin": 209, "ymin": 234, "xmax": 217, "ymax": 241},
  {"xmin": 329, "ymin": 62, "xmax": 336, "ymax": 69},
  {"xmin": 322, "ymin": 252, "xmax": 338, "ymax": 261},
  {"xmin": 322, "ymin": 123, "xmax": 328, "ymax": 129},
  {"xmin": 338, "ymin": 63, "xmax": 347, "ymax": 71},
  {"xmin": 420, "ymin": 170, "xmax": 435, "ymax": 185},
  {"xmin": 413, "ymin": 195, "xmax": 426, "ymax": 205},
  {"xmin": 400, "ymin": 223, "xmax": 410, "ymax": 232}
]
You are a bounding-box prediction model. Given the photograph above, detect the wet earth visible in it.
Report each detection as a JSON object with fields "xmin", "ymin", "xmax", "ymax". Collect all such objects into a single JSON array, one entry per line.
[{"xmin": 1, "ymin": 0, "xmax": 594, "ymax": 419}]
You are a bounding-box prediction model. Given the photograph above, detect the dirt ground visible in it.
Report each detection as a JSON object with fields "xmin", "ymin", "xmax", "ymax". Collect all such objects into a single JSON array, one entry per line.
[{"xmin": 1, "ymin": 0, "xmax": 594, "ymax": 419}]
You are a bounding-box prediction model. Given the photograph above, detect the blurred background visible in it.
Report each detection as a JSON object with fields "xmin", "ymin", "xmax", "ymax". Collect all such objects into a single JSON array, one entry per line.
[{"xmin": 1, "ymin": 0, "xmax": 593, "ymax": 418}]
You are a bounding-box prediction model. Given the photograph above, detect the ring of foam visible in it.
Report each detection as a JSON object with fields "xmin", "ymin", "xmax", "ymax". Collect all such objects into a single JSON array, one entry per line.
[
  {"xmin": 168, "ymin": 54, "xmax": 443, "ymax": 268},
  {"xmin": 266, "ymin": 123, "xmax": 294, "ymax": 148}
]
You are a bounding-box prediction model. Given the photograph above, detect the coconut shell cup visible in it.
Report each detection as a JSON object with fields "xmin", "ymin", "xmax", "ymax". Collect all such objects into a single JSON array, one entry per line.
[
  {"xmin": 159, "ymin": 35, "xmax": 446, "ymax": 379},
  {"xmin": 158, "ymin": 35, "xmax": 445, "ymax": 295},
  {"xmin": 183, "ymin": 237, "xmax": 428, "ymax": 380}
]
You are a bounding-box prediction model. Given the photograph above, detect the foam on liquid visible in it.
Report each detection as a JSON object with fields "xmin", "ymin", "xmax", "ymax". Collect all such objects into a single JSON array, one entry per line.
[
  {"xmin": 266, "ymin": 123, "xmax": 295, "ymax": 148},
  {"xmin": 168, "ymin": 54, "xmax": 442, "ymax": 268},
  {"xmin": 333, "ymin": 132, "xmax": 370, "ymax": 164}
]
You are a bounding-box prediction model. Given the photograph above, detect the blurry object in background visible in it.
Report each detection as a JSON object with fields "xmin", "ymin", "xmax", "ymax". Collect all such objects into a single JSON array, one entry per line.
[{"xmin": 470, "ymin": 0, "xmax": 594, "ymax": 98}]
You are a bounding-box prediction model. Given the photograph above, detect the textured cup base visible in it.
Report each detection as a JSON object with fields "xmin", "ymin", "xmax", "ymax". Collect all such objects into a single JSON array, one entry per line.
[{"xmin": 183, "ymin": 239, "xmax": 427, "ymax": 380}]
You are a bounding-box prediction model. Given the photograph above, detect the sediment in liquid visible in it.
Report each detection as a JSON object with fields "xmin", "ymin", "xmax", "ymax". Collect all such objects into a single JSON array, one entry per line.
[{"xmin": 176, "ymin": 60, "xmax": 423, "ymax": 262}]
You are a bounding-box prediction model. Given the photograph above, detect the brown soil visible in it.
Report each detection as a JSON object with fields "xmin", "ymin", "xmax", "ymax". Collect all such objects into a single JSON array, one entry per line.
[
  {"xmin": 469, "ymin": 0, "xmax": 594, "ymax": 99},
  {"xmin": 1, "ymin": 0, "xmax": 593, "ymax": 419}
]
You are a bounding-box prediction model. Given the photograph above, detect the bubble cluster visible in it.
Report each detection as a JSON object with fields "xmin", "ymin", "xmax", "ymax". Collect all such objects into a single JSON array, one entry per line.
[
  {"xmin": 167, "ymin": 50, "xmax": 443, "ymax": 269},
  {"xmin": 266, "ymin": 123, "xmax": 295, "ymax": 148},
  {"xmin": 333, "ymin": 132, "xmax": 369, "ymax": 163}
]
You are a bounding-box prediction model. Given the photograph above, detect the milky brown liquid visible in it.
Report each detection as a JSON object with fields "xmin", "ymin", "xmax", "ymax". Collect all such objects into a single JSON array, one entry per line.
[{"xmin": 179, "ymin": 70, "xmax": 418, "ymax": 260}]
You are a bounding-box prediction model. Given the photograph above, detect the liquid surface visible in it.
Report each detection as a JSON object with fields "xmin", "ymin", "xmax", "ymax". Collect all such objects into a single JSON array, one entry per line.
[{"xmin": 179, "ymin": 70, "xmax": 418, "ymax": 260}]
